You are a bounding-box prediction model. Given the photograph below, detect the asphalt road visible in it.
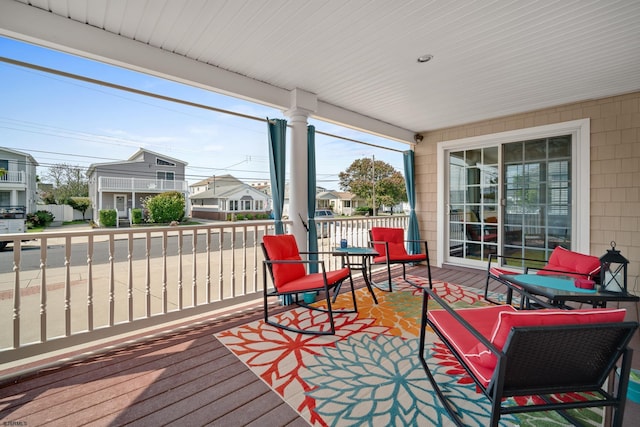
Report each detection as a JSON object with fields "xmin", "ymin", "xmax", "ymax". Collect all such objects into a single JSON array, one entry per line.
[{"xmin": 0, "ymin": 228, "xmax": 267, "ymax": 274}]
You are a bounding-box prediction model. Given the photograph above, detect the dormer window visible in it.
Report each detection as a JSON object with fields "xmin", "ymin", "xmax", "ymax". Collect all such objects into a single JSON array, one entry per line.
[{"xmin": 156, "ymin": 158, "xmax": 176, "ymax": 167}]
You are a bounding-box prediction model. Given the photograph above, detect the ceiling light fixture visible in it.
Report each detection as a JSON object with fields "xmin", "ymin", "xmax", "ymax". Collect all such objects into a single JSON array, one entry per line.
[{"xmin": 417, "ymin": 54, "xmax": 433, "ymax": 63}]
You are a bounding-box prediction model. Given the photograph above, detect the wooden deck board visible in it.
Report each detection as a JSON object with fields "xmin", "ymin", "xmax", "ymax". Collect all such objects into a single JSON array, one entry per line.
[{"xmin": 0, "ymin": 264, "xmax": 638, "ymax": 426}]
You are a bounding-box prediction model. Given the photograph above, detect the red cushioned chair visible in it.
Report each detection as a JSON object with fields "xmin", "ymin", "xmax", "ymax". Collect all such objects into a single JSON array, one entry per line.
[
  {"xmin": 368, "ymin": 227, "xmax": 431, "ymax": 292},
  {"xmin": 420, "ymin": 287, "xmax": 638, "ymax": 427},
  {"xmin": 261, "ymin": 234, "xmax": 357, "ymax": 335}
]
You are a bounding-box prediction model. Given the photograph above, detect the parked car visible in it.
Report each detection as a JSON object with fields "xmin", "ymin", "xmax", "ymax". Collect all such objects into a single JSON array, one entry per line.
[{"xmin": 315, "ymin": 209, "xmax": 334, "ymax": 238}]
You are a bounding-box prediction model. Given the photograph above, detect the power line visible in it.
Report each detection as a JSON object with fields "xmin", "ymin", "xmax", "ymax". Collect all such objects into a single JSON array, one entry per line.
[{"xmin": 1, "ymin": 56, "xmax": 406, "ymax": 154}]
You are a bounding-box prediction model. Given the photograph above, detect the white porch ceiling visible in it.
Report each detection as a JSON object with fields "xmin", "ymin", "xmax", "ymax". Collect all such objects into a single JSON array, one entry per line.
[{"xmin": 2, "ymin": 0, "xmax": 640, "ymax": 143}]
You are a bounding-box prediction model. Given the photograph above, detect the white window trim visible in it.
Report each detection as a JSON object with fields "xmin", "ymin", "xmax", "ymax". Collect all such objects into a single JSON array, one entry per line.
[{"xmin": 436, "ymin": 119, "xmax": 590, "ymax": 267}]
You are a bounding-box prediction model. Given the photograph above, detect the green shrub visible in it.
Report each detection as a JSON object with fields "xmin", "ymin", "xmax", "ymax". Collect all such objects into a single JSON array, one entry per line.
[
  {"xmin": 356, "ymin": 206, "xmax": 372, "ymax": 216},
  {"xmin": 145, "ymin": 191, "xmax": 185, "ymax": 224},
  {"xmin": 99, "ymin": 209, "xmax": 117, "ymax": 227},
  {"xmin": 26, "ymin": 210, "xmax": 55, "ymax": 228},
  {"xmin": 235, "ymin": 213, "xmax": 245, "ymax": 220},
  {"xmin": 131, "ymin": 208, "xmax": 143, "ymax": 224}
]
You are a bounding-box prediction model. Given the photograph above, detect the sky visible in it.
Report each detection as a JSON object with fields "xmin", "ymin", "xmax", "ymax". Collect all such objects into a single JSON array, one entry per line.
[{"xmin": 0, "ymin": 36, "xmax": 410, "ymax": 190}]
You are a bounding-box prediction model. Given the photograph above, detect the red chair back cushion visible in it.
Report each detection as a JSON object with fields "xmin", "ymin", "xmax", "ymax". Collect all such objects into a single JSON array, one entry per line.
[
  {"xmin": 370, "ymin": 227, "xmax": 407, "ymax": 258},
  {"xmin": 262, "ymin": 235, "xmax": 306, "ymax": 289},
  {"xmin": 538, "ymin": 246, "xmax": 601, "ymax": 279},
  {"xmin": 469, "ymin": 308, "xmax": 626, "ymax": 369}
]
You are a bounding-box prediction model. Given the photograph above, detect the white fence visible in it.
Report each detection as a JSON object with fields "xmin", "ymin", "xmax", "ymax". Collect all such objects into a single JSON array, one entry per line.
[{"xmin": 36, "ymin": 204, "xmax": 92, "ymax": 222}]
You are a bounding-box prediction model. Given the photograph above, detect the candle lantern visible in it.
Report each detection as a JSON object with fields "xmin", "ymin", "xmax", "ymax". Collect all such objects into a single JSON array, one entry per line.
[{"xmin": 599, "ymin": 241, "xmax": 629, "ymax": 293}]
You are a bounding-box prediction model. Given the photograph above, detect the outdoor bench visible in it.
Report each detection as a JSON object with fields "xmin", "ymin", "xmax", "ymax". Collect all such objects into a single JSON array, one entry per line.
[
  {"xmin": 419, "ymin": 287, "xmax": 638, "ymax": 427},
  {"xmin": 484, "ymin": 246, "xmax": 601, "ymax": 306}
]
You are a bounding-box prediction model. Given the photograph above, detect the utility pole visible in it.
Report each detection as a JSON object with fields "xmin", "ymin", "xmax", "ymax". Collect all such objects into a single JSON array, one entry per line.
[{"xmin": 372, "ymin": 155, "xmax": 376, "ymax": 216}]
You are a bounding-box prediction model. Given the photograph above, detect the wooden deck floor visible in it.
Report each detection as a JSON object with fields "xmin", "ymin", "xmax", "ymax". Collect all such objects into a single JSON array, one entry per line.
[{"xmin": 0, "ymin": 264, "xmax": 638, "ymax": 426}]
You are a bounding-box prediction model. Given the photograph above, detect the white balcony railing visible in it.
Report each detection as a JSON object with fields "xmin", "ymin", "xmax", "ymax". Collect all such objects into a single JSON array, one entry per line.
[
  {"xmin": 98, "ymin": 176, "xmax": 188, "ymax": 192},
  {"xmin": 0, "ymin": 170, "xmax": 25, "ymax": 184},
  {"xmin": 0, "ymin": 215, "xmax": 408, "ymax": 364}
]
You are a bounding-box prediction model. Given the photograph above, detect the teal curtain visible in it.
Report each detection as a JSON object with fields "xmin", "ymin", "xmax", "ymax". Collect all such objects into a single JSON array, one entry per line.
[
  {"xmin": 404, "ymin": 150, "xmax": 421, "ymax": 254},
  {"xmin": 307, "ymin": 125, "xmax": 318, "ymax": 273},
  {"xmin": 267, "ymin": 118, "xmax": 287, "ymax": 235}
]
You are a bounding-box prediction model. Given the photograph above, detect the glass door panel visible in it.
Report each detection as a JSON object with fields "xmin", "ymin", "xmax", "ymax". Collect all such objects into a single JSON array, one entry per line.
[
  {"xmin": 503, "ymin": 135, "xmax": 572, "ymax": 263},
  {"xmin": 448, "ymin": 147, "xmax": 498, "ymax": 261}
]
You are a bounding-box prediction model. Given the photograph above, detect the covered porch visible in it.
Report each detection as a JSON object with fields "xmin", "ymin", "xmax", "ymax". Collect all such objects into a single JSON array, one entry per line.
[
  {"xmin": 1, "ymin": 264, "xmax": 639, "ymax": 425},
  {"xmin": 1, "ymin": 1, "xmax": 640, "ymax": 424}
]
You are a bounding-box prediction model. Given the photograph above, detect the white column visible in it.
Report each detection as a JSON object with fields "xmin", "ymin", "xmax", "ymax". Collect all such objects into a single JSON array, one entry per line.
[{"xmin": 284, "ymin": 89, "xmax": 317, "ymax": 251}]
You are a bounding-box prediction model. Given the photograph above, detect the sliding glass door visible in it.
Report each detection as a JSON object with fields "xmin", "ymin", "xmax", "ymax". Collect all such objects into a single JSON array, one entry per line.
[{"xmin": 447, "ymin": 135, "xmax": 572, "ymax": 263}]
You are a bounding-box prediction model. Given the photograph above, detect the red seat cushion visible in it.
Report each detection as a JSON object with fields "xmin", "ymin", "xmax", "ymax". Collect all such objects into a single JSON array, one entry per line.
[
  {"xmin": 429, "ymin": 305, "xmax": 515, "ymax": 386},
  {"xmin": 262, "ymin": 235, "xmax": 306, "ymax": 288},
  {"xmin": 277, "ymin": 268, "xmax": 351, "ymax": 293},
  {"xmin": 538, "ymin": 246, "xmax": 601, "ymax": 279},
  {"xmin": 370, "ymin": 227, "xmax": 426, "ymax": 263}
]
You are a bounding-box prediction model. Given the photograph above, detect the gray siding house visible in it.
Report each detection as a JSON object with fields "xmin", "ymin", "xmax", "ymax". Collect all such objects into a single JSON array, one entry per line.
[
  {"xmin": 0, "ymin": 146, "xmax": 39, "ymax": 213},
  {"xmin": 190, "ymin": 175, "xmax": 270, "ymax": 221},
  {"xmin": 87, "ymin": 148, "xmax": 189, "ymax": 224}
]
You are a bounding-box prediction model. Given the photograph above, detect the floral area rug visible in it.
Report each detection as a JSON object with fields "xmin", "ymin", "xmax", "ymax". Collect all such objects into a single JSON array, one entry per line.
[{"xmin": 215, "ymin": 275, "xmax": 603, "ymax": 426}]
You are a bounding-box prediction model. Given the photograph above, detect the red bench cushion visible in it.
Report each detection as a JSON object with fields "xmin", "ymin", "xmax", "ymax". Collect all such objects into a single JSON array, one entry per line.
[
  {"xmin": 429, "ymin": 305, "xmax": 517, "ymax": 386},
  {"xmin": 538, "ymin": 246, "xmax": 601, "ymax": 279}
]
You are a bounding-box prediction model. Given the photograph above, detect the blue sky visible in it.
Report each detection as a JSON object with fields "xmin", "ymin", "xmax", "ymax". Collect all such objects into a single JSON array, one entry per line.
[{"xmin": 0, "ymin": 36, "xmax": 409, "ymax": 189}]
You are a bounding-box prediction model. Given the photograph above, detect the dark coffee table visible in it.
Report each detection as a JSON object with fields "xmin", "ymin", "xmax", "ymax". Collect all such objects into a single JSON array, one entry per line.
[
  {"xmin": 334, "ymin": 246, "xmax": 379, "ymax": 304},
  {"xmin": 500, "ymin": 274, "xmax": 639, "ymax": 308}
]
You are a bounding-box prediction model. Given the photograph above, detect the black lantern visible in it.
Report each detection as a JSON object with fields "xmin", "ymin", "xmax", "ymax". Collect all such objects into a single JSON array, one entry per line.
[{"xmin": 599, "ymin": 241, "xmax": 629, "ymax": 293}]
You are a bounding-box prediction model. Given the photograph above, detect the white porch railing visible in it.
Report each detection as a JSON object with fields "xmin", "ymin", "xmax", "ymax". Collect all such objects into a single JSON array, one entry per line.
[
  {"xmin": 0, "ymin": 170, "xmax": 25, "ymax": 184},
  {"xmin": 0, "ymin": 215, "xmax": 408, "ymax": 364},
  {"xmin": 98, "ymin": 176, "xmax": 188, "ymax": 192}
]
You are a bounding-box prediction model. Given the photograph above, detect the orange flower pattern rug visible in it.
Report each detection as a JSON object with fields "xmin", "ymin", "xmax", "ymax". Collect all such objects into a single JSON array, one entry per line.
[{"xmin": 216, "ymin": 275, "xmax": 603, "ymax": 426}]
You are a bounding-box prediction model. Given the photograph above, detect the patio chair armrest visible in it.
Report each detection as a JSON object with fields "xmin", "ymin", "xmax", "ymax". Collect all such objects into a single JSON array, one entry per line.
[{"xmin": 423, "ymin": 287, "xmax": 499, "ymax": 357}]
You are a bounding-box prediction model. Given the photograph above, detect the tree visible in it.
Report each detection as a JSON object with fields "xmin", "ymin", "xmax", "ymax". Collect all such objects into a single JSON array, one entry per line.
[
  {"xmin": 68, "ymin": 197, "xmax": 92, "ymax": 220},
  {"xmin": 338, "ymin": 158, "xmax": 406, "ymax": 214},
  {"xmin": 44, "ymin": 163, "xmax": 89, "ymax": 203}
]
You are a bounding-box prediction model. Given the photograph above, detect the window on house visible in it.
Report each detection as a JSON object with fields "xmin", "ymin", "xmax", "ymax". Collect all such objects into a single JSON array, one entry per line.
[
  {"xmin": 229, "ymin": 200, "xmax": 238, "ymax": 211},
  {"xmin": 157, "ymin": 171, "xmax": 175, "ymax": 180},
  {"xmin": 156, "ymin": 158, "xmax": 176, "ymax": 167},
  {"xmin": 344, "ymin": 200, "xmax": 351, "ymax": 207}
]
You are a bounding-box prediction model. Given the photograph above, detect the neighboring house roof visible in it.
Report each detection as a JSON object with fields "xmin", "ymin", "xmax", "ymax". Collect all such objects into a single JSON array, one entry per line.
[
  {"xmin": 189, "ymin": 174, "xmax": 269, "ymax": 200},
  {"xmin": 86, "ymin": 148, "xmax": 187, "ymax": 176},
  {"xmin": 317, "ymin": 190, "xmax": 358, "ymax": 201},
  {"xmin": 127, "ymin": 148, "xmax": 187, "ymax": 165},
  {"xmin": 316, "ymin": 191, "xmax": 340, "ymax": 200},
  {"xmin": 0, "ymin": 146, "xmax": 39, "ymax": 166}
]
